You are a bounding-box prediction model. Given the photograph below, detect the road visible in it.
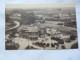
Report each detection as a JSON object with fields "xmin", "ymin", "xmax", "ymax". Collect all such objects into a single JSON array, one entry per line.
[
  {"xmin": 6, "ymin": 21, "xmax": 20, "ymax": 31},
  {"xmin": 64, "ymin": 38, "xmax": 78, "ymax": 49}
]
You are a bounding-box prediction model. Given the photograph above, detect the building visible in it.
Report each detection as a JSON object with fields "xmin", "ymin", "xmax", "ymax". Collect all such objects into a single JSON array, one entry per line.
[{"xmin": 19, "ymin": 26, "xmax": 39, "ymax": 40}]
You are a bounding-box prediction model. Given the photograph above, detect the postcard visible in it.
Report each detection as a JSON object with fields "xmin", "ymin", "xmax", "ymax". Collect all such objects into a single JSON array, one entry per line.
[{"xmin": 5, "ymin": 3, "xmax": 78, "ymax": 50}]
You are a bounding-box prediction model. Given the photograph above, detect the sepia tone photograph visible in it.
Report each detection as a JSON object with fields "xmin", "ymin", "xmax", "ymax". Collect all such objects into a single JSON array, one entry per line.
[{"xmin": 5, "ymin": 3, "xmax": 78, "ymax": 50}]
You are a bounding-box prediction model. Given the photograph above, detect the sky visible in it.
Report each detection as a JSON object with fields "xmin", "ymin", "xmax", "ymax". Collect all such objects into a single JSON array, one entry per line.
[{"xmin": 5, "ymin": 3, "xmax": 75, "ymax": 9}]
